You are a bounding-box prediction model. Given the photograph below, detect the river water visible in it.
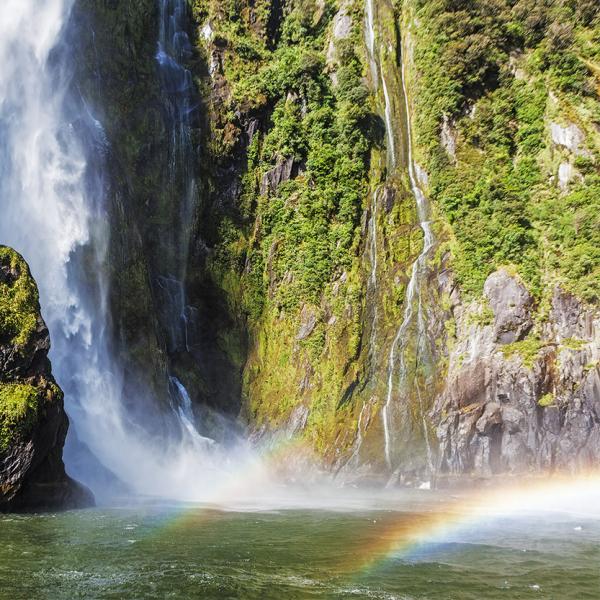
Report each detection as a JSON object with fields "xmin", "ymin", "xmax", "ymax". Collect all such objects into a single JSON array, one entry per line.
[{"xmin": 1, "ymin": 488, "xmax": 599, "ymax": 599}]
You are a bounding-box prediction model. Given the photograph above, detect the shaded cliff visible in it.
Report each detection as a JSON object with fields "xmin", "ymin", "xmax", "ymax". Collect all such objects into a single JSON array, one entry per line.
[
  {"xmin": 69, "ymin": 0, "xmax": 244, "ymax": 435},
  {"xmin": 0, "ymin": 247, "xmax": 93, "ymax": 511}
]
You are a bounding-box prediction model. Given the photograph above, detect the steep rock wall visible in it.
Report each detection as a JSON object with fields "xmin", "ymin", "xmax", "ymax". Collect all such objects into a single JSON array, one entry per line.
[{"xmin": 69, "ymin": 0, "xmax": 243, "ymax": 431}]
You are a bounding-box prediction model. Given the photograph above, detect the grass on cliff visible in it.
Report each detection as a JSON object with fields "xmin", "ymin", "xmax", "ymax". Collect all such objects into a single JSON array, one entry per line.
[
  {"xmin": 195, "ymin": 0, "xmax": 372, "ymax": 318},
  {"xmin": 409, "ymin": 0, "xmax": 600, "ymax": 302},
  {"xmin": 0, "ymin": 383, "xmax": 40, "ymax": 452},
  {"xmin": 0, "ymin": 247, "xmax": 40, "ymax": 348}
]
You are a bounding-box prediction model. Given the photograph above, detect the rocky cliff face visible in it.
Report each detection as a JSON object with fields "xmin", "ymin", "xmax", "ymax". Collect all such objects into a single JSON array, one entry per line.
[
  {"xmin": 435, "ymin": 269, "xmax": 600, "ymax": 480},
  {"xmin": 191, "ymin": 0, "xmax": 600, "ymax": 482},
  {"xmin": 0, "ymin": 247, "xmax": 93, "ymax": 511},
  {"xmin": 69, "ymin": 0, "xmax": 244, "ymax": 427}
]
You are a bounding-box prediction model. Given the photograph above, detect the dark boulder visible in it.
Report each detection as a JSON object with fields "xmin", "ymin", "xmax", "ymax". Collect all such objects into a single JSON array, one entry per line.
[{"xmin": 0, "ymin": 246, "xmax": 93, "ymax": 511}]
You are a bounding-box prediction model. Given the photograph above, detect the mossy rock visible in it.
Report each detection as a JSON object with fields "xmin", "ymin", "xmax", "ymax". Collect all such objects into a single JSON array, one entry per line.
[
  {"xmin": 0, "ymin": 383, "xmax": 39, "ymax": 452},
  {"xmin": 0, "ymin": 246, "xmax": 40, "ymax": 349}
]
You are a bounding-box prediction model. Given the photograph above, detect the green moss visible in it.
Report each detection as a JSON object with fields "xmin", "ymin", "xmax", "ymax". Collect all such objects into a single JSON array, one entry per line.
[
  {"xmin": 467, "ymin": 300, "xmax": 495, "ymax": 327},
  {"xmin": 500, "ymin": 337, "xmax": 545, "ymax": 369},
  {"xmin": 0, "ymin": 246, "xmax": 40, "ymax": 348},
  {"xmin": 537, "ymin": 392, "xmax": 555, "ymax": 408},
  {"xmin": 0, "ymin": 383, "xmax": 40, "ymax": 452},
  {"xmin": 561, "ymin": 337, "xmax": 587, "ymax": 351}
]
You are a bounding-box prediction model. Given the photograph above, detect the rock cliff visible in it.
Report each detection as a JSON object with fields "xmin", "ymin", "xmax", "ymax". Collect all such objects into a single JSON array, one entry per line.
[
  {"xmin": 0, "ymin": 247, "xmax": 93, "ymax": 511},
  {"xmin": 57, "ymin": 0, "xmax": 599, "ymax": 485},
  {"xmin": 435, "ymin": 269, "xmax": 600, "ymax": 480}
]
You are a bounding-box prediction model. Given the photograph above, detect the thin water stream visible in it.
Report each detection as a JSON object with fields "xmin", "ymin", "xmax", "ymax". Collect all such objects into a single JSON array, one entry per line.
[
  {"xmin": 380, "ymin": 35, "xmax": 435, "ymax": 474},
  {"xmin": 362, "ymin": 0, "xmax": 435, "ymax": 473}
]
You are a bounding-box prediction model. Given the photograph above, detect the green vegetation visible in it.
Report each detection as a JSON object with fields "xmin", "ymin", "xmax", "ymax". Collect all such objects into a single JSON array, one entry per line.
[
  {"xmin": 0, "ymin": 383, "xmax": 39, "ymax": 451},
  {"xmin": 0, "ymin": 246, "xmax": 40, "ymax": 348},
  {"xmin": 196, "ymin": 0, "xmax": 371, "ymax": 316},
  {"xmin": 500, "ymin": 337, "xmax": 545, "ymax": 368},
  {"xmin": 561, "ymin": 337, "xmax": 587, "ymax": 350},
  {"xmin": 467, "ymin": 300, "xmax": 495, "ymax": 327},
  {"xmin": 409, "ymin": 0, "xmax": 600, "ymax": 301},
  {"xmin": 192, "ymin": 0, "xmax": 385, "ymax": 449},
  {"xmin": 537, "ymin": 392, "xmax": 555, "ymax": 407}
]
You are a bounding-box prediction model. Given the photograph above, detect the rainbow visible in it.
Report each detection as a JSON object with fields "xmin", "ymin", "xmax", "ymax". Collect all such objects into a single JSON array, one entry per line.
[
  {"xmin": 336, "ymin": 474, "xmax": 600, "ymax": 575},
  {"xmin": 130, "ymin": 437, "xmax": 600, "ymax": 579}
]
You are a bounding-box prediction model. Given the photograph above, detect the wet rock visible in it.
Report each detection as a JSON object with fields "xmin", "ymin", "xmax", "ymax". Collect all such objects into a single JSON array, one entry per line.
[
  {"xmin": 483, "ymin": 269, "xmax": 533, "ymax": 344},
  {"xmin": 558, "ymin": 162, "xmax": 577, "ymax": 190},
  {"xmin": 440, "ymin": 115, "xmax": 457, "ymax": 163},
  {"xmin": 0, "ymin": 247, "xmax": 93, "ymax": 512},
  {"xmin": 551, "ymin": 122, "xmax": 586, "ymax": 155},
  {"xmin": 326, "ymin": 0, "xmax": 352, "ymax": 77}
]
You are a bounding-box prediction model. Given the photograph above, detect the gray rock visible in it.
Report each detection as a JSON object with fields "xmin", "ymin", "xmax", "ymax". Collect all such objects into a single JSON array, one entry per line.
[
  {"xmin": 433, "ymin": 266, "xmax": 600, "ymax": 480},
  {"xmin": 260, "ymin": 157, "xmax": 295, "ymax": 196},
  {"xmin": 440, "ymin": 115, "xmax": 457, "ymax": 163},
  {"xmin": 551, "ymin": 122, "xmax": 586, "ymax": 155},
  {"xmin": 484, "ymin": 269, "xmax": 533, "ymax": 344},
  {"xmin": 296, "ymin": 305, "xmax": 318, "ymax": 341}
]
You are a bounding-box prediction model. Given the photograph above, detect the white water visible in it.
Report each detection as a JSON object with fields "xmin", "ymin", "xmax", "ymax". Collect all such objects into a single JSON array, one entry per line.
[
  {"xmin": 0, "ymin": 0, "xmax": 262, "ymax": 502},
  {"xmin": 362, "ymin": 0, "xmax": 432, "ymax": 470},
  {"xmin": 382, "ymin": 39, "xmax": 435, "ymax": 472},
  {"xmin": 364, "ymin": 0, "xmax": 395, "ymax": 167},
  {"xmin": 364, "ymin": 0, "xmax": 378, "ymax": 87},
  {"xmin": 155, "ymin": 0, "xmax": 199, "ymax": 358},
  {"xmin": 366, "ymin": 188, "xmax": 380, "ymax": 368},
  {"xmin": 381, "ymin": 73, "xmax": 396, "ymax": 168}
]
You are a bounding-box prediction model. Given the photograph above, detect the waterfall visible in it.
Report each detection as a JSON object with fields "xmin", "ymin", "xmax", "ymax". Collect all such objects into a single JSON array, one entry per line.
[
  {"xmin": 381, "ymin": 72, "xmax": 396, "ymax": 168},
  {"xmin": 363, "ymin": 0, "xmax": 395, "ymax": 167},
  {"xmin": 155, "ymin": 0, "xmax": 198, "ymax": 357},
  {"xmin": 382, "ymin": 42, "xmax": 435, "ymax": 474},
  {"xmin": 0, "ymin": 0, "xmax": 245, "ymax": 501},
  {"xmin": 364, "ymin": 0, "xmax": 378, "ymax": 87},
  {"xmin": 366, "ymin": 188, "xmax": 380, "ymax": 369}
]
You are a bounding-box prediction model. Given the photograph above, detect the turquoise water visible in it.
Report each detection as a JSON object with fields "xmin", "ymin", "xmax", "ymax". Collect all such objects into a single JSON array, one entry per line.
[{"xmin": 1, "ymin": 496, "xmax": 599, "ymax": 599}]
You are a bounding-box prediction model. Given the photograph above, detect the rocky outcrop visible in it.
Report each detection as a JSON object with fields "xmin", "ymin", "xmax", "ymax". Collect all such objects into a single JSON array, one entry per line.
[
  {"xmin": 434, "ymin": 268, "xmax": 600, "ymax": 480},
  {"xmin": 0, "ymin": 247, "xmax": 93, "ymax": 511},
  {"xmin": 259, "ymin": 157, "xmax": 295, "ymax": 195},
  {"xmin": 483, "ymin": 269, "xmax": 533, "ymax": 344}
]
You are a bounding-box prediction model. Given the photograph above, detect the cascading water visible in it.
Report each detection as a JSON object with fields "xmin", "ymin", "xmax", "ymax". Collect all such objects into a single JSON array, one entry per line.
[
  {"xmin": 362, "ymin": 0, "xmax": 435, "ymax": 475},
  {"xmin": 364, "ymin": 0, "xmax": 378, "ymax": 87},
  {"xmin": 154, "ymin": 0, "xmax": 206, "ymax": 442},
  {"xmin": 363, "ymin": 0, "xmax": 395, "ymax": 375},
  {"xmin": 0, "ymin": 0, "xmax": 251, "ymax": 501},
  {"xmin": 382, "ymin": 44, "xmax": 436, "ymax": 475}
]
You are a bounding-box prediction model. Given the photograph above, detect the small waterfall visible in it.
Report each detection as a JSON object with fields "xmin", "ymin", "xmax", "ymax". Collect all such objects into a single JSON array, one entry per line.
[
  {"xmin": 364, "ymin": 0, "xmax": 378, "ymax": 86},
  {"xmin": 382, "ymin": 45, "xmax": 435, "ymax": 474},
  {"xmin": 363, "ymin": 0, "xmax": 395, "ymax": 167},
  {"xmin": 155, "ymin": 0, "xmax": 207, "ymax": 433},
  {"xmin": 169, "ymin": 376, "xmax": 215, "ymax": 451},
  {"xmin": 381, "ymin": 72, "xmax": 396, "ymax": 168},
  {"xmin": 366, "ymin": 188, "xmax": 380, "ymax": 368}
]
